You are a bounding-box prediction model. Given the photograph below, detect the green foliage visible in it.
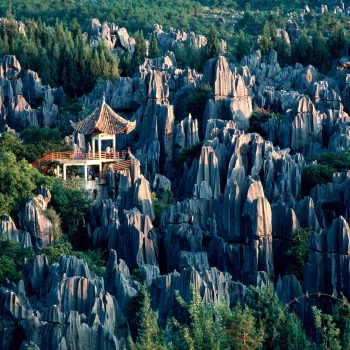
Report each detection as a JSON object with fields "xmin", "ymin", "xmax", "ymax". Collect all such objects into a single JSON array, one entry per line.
[
  {"xmin": 302, "ymin": 151, "xmax": 350, "ymax": 195},
  {"xmin": 169, "ymin": 287, "xmax": 228, "ymax": 350},
  {"xmin": 175, "ymin": 43, "xmax": 205, "ymax": 71},
  {"xmin": 258, "ymin": 23, "xmax": 273, "ymax": 55},
  {"xmin": 301, "ymin": 164, "xmax": 334, "ymax": 196},
  {"xmin": 174, "ymin": 142, "xmax": 203, "ymax": 171},
  {"xmin": 149, "ymin": 33, "xmax": 160, "ymax": 59},
  {"xmin": 224, "ymin": 303, "xmax": 265, "ymax": 350},
  {"xmin": 0, "ymin": 19, "xmax": 119, "ymax": 96},
  {"xmin": 291, "ymin": 29, "xmax": 313, "ymax": 66},
  {"xmin": 131, "ymin": 268, "xmax": 143, "ymax": 283},
  {"xmin": 0, "ymin": 255, "xmax": 21, "ymax": 286},
  {"xmin": 133, "ymin": 30, "xmax": 147, "ymax": 70},
  {"xmin": 59, "ymin": 99, "xmax": 93, "ymax": 135},
  {"xmin": 48, "ymin": 179, "xmax": 91, "ymax": 232},
  {"xmin": 20, "ymin": 127, "xmax": 72, "ymax": 162},
  {"xmin": 333, "ymin": 297, "xmax": 350, "ymax": 350},
  {"xmin": 248, "ymin": 109, "xmax": 282, "ymax": 138},
  {"xmin": 178, "ymin": 84, "xmax": 212, "ymax": 134},
  {"xmin": 312, "ymin": 306, "xmax": 341, "ymax": 350},
  {"xmin": 286, "ymin": 228, "xmax": 312, "ymax": 281},
  {"xmin": 152, "ymin": 190, "xmax": 175, "ymax": 224},
  {"xmin": 73, "ymin": 248, "xmax": 108, "ymax": 275},
  {"xmin": 0, "ymin": 239, "xmax": 35, "ymax": 286},
  {"xmin": 245, "ymin": 284, "xmax": 313, "ymax": 349},
  {"xmin": 41, "ymin": 240, "xmax": 107, "ymax": 275},
  {"xmin": 41, "ymin": 240, "xmax": 73, "ymax": 264},
  {"xmin": 231, "ymin": 30, "xmax": 253, "ymax": 62},
  {"xmin": 0, "ymin": 150, "xmax": 42, "ymax": 216},
  {"xmin": 44, "ymin": 207, "xmax": 63, "ymax": 241},
  {"xmin": 206, "ymin": 24, "xmax": 220, "ymax": 59},
  {"xmin": 128, "ymin": 284, "xmax": 166, "ymax": 350}
]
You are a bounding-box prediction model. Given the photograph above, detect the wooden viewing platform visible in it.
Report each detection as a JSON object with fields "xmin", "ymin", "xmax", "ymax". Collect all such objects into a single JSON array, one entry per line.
[{"xmin": 33, "ymin": 149, "xmax": 131, "ymax": 180}]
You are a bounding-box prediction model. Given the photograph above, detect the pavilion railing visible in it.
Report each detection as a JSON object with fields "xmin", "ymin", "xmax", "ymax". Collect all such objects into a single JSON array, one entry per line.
[{"xmin": 33, "ymin": 149, "xmax": 130, "ymax": 169}]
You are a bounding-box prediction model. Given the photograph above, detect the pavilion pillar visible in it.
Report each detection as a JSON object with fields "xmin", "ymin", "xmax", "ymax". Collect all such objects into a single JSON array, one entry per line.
[
  {"xmin": 113, "ymin": 135, "xmax": 116, "ymax": 159},
  {"xmin": 84, "ymin": 164, "xmax": 88, "ymax": 181},
  {"xmin": 98, "ymin": 134, "xmax": 102, "ymax": 160},
  {"xmin": 56, "ymin": 165, "xmax": 60, "ymax": 178},
  {"xmin": 92, "ymin": 137, "xmax": 96, "ymax": 158},
  {"xmin": 63, "ymin": 164, "xmax": 67, "ymax": 181}
]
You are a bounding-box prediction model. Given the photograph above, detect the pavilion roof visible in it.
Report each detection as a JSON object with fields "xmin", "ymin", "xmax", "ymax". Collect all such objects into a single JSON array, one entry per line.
[{"xmin": 72, "ymin": 98, "xmax": 136, "ymax": 135}]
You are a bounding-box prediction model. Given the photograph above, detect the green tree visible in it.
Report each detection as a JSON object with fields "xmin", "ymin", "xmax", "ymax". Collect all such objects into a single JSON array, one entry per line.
[
  {"xmin": 291, "ymin": 29, "xmax": 312, "ymax": 66},
  {"xmin": 128, "ymin": 284, "xmax": 166, "ymax": 350},
  {"xmin": 0, "ymin": 239, "xmax": 35, "ymax": 286},
  {"xmin": 311, "ymin": 31, "xmax": 330, "ymax": 73},
  {"xmin": 206, "ymin": 24, "xmax": 220, "ymax": 59},
  {"xmin": 233, "ymin": 30, "xmax": 253, "ymax": 62},
  {"xmin": 286, "ymin": 228, "xmax": 312, "ymax": 281},
  {"xmin": 329, "ymin": 23, "xmax": 347, "ymax": 57},
  {"xmin": 133, "ymin": 30, "xmax": 147, "ymax": 69},
  {"xmin": 225, "ymin": 303, "xmax": 265, "ymax": 350},
  {"xmin": 246, "ymin": 285, "xmax": 313, "ymax": 349},
  {"xmin": 149, "ymin": 33, "xmax": 160, "ymax": 58},
  {"xmin": 49, "ymin": 179, "xmax": 91, "ymax": 233},
  {"xmin": 259, "ymin": 23, "xmax": 272, "ymax": 55},
  {"xmin": 312, "ymin": 306, "xmax": 341, "ymax": 350},
  {"xmin": 169, "ymin": 286, "xmax": 228, "ymax": 350},
  {"xmin": 0, "ymin": 151, "xmax": 42, "ymax": 217},
  {"xmin": 301, "ymin": 163, "xmax": 334, "ymax": 196}
]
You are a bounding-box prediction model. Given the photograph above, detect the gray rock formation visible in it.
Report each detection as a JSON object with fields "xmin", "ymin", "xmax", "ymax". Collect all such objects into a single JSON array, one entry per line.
[
  {"xmin": 204, "ymin": 56, "xmax": 254, "ymax": 130},
  {"xmin": 21, "ymin": 193, "xmax": 55, "ymax": 249},
  {"xmin": 1, "ymin": 215, "xmax": 32, "ymax": 247},
  {"xmin": 0, "ymin": 255, "xmax": 127, "ymax": 350},
  {"xmin": 89, "ymin": 19, "xmax": 135, "ymax": 53}
]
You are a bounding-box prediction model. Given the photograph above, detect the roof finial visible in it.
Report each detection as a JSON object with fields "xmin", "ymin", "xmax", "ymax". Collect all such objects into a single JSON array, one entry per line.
[{"xmin": 102, "ymin": 92, "xmax": 106, "ymax": 104}]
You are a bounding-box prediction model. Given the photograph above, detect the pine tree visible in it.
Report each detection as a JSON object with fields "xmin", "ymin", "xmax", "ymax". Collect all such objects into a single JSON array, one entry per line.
[
  {"xmin": 170, "ymin": 286, "xmax": 227, "ymax": 350},
  {"xmin": 246, "ymin": 285, "xmax": 313, "ymax": 349},
  {"xmin": 234, "ymin": 30, "xmax": 253, "ymax": 62},
  {"xmin": 258, "ymin": 23, "xmax": 272, "ymax": 55},
  {"xmin": 329, "ymin": 23, "xmax": 347, "ymax": 57},
  {"xmin": 312, "ymin": 306, "xmax": 341, "ymax": 350},
  {"xmin": 149, "ymin": 33, "xmax": 160, "ymax": 59},
  {"xmin": 206, "ymin": 24, "xmax": 220, "ymax": 59},
  {"xmin": 291, "ymin": 29, "xmax": 312, "ymax": 66},
  {"xmin": 128, "ymin": 284, "xmax": 165, "ymax": 350},
  {"xmin": 225, "ymin": 303, "xmax": 265, "ymax": 350},
  {"xmin": 311, "ymin": 31, "xmax": 330, "ymax": 73},
  {"xmin": 133, "ymin": 30, "xmax": 147, "ymax": 70}
]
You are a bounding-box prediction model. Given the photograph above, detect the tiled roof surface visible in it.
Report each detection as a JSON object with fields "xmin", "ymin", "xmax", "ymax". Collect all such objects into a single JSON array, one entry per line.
[{"xmin": 72, "ymin": 101, "xmax": 136, "ymax": 135}]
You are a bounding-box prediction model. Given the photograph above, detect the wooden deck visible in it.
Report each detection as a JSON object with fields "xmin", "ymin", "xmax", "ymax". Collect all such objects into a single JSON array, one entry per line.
[{"xmin": 32, "ymin": 150, "xmax": 131, "ymax": 175}]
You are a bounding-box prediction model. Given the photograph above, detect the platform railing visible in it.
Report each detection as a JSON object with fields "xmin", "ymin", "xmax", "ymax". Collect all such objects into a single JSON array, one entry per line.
[{"xmin": 33, "ymin": 148, "xmax": 130, "ymax": 169}]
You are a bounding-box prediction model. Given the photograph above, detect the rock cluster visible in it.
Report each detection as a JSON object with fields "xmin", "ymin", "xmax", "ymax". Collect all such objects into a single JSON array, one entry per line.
[
  {"xmin": 0, "ymin": 55, "xmax": 65, "ymax": 131},
  {"xmin": 89, "ymin": 19, "xmax": 136, "ymax": 53}
]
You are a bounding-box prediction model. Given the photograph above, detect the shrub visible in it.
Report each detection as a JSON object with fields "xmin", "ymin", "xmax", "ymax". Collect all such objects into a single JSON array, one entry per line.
[
  {"xmin": 248, "ymin": 109, "xmax": 282, "ymax": 138},
  {"xmin": 45, "ymin": 207, "xmax": 63, "ymax": 241},
  {"xmin": 41, "ymin": 240, "xmax": 108, "ymax": 276},
  {"xmin": 20, "ymin": 127, "xmax": 72, "ymax": 162},
  {"xmin": 0, "ymin": 151, "xmax": 43, "ymax": 217},
  {"xmin": 174, "ymin": 142, "xmax": 203, "ymax": 171},
  {"xmin": 152, "ymin": 190, "xmax": 175, "ymax": 225},
  {"xmin": 286, "ymin": 228, "xmax": 312, "ymax": 281},
  {"xmin": 301, "ymin": 163, "xmax": 334, "ymax": 196},
  {"xmin": 313, "ymin": 306, "xmax": 341, "ymax": 350},
  {"xmin": 48, "ymin": 179, "xmax": 91, "ymax": 232},
  {"xmin": 177, "ymin": 84, "xmax": 213, "ymax": 134},
  {"xmin": 302, "ymin": 151, "xmax": 350, "ymax": 196},
  {"xmin": 0, "ymin": 239, "xmax": 35, "ymax": 286}
]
